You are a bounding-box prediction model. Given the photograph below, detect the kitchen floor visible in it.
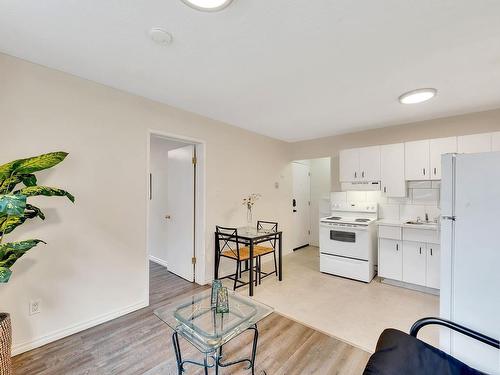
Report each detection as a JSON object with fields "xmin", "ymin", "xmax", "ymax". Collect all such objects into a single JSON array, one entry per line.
[{"xmin": 233, "ymin": 246, "xmax": 439, "ymax": 353}]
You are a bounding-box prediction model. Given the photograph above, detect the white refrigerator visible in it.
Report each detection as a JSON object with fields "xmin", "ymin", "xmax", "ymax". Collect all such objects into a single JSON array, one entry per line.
[{"xmin": 440, "ymin": 152, "xmax": 500, "ymax": 374}]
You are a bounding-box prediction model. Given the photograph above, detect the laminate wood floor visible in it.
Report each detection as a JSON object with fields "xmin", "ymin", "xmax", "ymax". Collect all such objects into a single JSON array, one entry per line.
[{"xmin": 13, "ymin": 262, "xmax": 370, "ymax": 375}]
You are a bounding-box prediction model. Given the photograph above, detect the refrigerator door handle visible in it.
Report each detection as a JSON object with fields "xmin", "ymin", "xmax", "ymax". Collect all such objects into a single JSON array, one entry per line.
[{"xmin": 442, "ymin": 216, "xmax": 456, "ymax": 221}]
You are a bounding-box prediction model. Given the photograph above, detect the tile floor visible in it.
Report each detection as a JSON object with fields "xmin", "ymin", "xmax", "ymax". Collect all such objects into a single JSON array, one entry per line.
[{"xmin": 229, "ymin": 246, "xmax": 439, "ymax": 353}]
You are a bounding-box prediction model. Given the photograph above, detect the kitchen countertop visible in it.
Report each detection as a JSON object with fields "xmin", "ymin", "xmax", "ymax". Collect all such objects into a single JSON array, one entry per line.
[{"xmin": 377, "ymin": 219, "xmax": 439, "ymax": 231}]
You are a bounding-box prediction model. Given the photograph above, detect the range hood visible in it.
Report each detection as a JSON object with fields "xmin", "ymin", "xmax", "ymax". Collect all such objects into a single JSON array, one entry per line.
[{"xmin": 341, "ymin": 181, "xmax": 381, "ymax": 191}]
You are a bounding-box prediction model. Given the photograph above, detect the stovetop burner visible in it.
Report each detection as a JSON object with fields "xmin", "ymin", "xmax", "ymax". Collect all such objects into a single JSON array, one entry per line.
[
  {"xmin": 326, "ymin": 216, "xmax": 342, "ymax": 220},
  {"xmin": 355, "ymin": 218, "xmax": 371, "ymax": 223}
]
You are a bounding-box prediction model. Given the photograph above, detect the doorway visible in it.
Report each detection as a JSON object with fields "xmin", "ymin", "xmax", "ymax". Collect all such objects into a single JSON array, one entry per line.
[
  {"xmin": 291, "ymin": 158, "xmax": 331, "ymax": 249},
  {"xmin": 147, "ymin": 132, "xmax": 206, "ymax": 285}
]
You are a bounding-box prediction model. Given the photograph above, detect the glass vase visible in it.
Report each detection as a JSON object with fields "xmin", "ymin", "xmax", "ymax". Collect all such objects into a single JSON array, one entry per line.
[{"xmin": 246, "ymin": 208, "xmax": 252, "ymax": 228}]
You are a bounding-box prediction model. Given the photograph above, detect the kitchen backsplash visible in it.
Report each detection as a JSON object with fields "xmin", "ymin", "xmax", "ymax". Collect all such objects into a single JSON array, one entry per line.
[{"xmin": 331, "ymin": 180, "xmax": 441, "ymax": 222}]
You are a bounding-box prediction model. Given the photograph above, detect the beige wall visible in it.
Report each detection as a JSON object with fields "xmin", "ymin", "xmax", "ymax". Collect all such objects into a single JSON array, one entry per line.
[
  {"xmin": 291, "ymin": 109, "xmax": 500, "ymax": 189},
  {"xmin": 0, "ymin": 53, "xmax": 293, "ymax": 354}
]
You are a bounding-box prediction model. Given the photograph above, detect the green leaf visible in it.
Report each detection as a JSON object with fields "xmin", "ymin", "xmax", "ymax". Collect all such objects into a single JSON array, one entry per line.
[
  {"xmin": 20, "ymin": 174, "xmax": 37, "ymax": 187},
  {"xmin": 0, "ymin": 239, "xmax": 45, "ymax": 269},
  {"xmin": 24, "ymin": 204, "xmax": 45, "ymax": 220},
  {"xmin": 0, "ymin": 215, "xmax": 26, "ymax": 236},
  {"xmin": 16, "ymin": 186, "xmax": 75, "ymax": 203},
  {"xmin": 12, "ymin": 152, "xmax": 68, "ymax": 176},
  {"xmin": 0, "ymin": 175, "xmax": 22, "ymax": 194}
]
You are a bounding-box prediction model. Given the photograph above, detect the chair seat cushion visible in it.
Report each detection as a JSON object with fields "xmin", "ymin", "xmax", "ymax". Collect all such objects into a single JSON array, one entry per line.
[
  {"xmin": 363, "ymin": 329, "xmax": 484, "ymax": 375},
  {"xmin": 221, "ymin": 246, "xmax": 274, "ymax": 261}
]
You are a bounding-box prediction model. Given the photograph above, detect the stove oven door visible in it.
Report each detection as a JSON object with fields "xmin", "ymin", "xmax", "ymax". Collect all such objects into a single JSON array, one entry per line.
[{"xmin": 319, "ymin": 222, "xmax": 369, "ymax": 260}]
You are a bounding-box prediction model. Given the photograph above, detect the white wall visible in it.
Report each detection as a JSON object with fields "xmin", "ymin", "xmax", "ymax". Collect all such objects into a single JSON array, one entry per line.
[
  {"xmin": 148, "ymin": 136, "xmax": 187, "ymax": 265},
  {"xmin": 0, "ymin": 53, "xmax": 293, "ymax": 354},
  {"xmin": 309, "ymin": 158, "xmax": 331, "ymax": 246}
]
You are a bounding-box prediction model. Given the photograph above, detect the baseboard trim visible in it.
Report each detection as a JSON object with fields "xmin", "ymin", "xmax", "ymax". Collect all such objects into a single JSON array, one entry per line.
[
  {"xmin": 149, "ymin": 255, "xmax": 168, "ymax": 268},
  {"xmin": 380, "ymin": 278, "xmax": 440, "ymax": 296},
  {"xmin": 12, "ymin": 300, "xmax": 148, "ymax": 356}
]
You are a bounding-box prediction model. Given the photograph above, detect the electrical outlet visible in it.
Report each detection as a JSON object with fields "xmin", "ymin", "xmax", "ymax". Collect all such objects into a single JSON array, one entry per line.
[{"xmin": 29, "ymin": 299, "xmax": 41, "ymax": 315}]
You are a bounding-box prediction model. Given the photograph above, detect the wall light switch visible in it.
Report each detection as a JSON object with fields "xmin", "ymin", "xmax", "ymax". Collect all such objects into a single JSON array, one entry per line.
[{"xmin": 29, "ymin": 299, "xmax": 41, "ymax": 315}]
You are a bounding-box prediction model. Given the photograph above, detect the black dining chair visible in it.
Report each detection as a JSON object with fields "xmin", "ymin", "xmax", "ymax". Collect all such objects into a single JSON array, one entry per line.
[
  {"xmin": 255, "ymin": 220, "xmax": 279, "ymax": 284},
  {"xmin": 215, "ymin": 226, "xmax": 260, "ymax": 290}
]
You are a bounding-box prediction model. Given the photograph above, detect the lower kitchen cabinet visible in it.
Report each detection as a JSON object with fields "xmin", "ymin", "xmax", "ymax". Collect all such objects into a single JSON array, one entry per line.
[
  {"xmin": 378, "ymin": 238, "xmax": 402, "ymax": 280},
  {"xmin": 402, "ymin": 241, "xmax": 427, "ymax": 286},
  {"xmin": 426, "ymin": 244, "xmax": 440, "ymax": 289}
]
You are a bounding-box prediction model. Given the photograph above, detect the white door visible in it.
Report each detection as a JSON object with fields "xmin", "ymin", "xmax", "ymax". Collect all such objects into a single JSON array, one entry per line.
[
  {"xmin": 378, "ymin": 239, "xmax": 402, "ymax": 280},
  {"xmin": 166, "ymin": 144, "xmax": 195, "ymax": 281},
  {"xmin": 292, "ymin": 162, "xmax": 311, "ymax": 249},
  {"xmin": 405, "ymin": 140, "xmax": 430, "ymax": 180},
  {"xmin": 429, "ymin": 137, "xmax": 457, "ymax": 180},
  {"xmin": 457, "ymin": 133, "xmax": 492, "ymax": 153},
  {"xmin": 358, "ymin": 146, "xmax": 381, "ymax": 181},
  {"xmin": 491, "ymin": 132, "xmax": 500, "ymax": 151},
  {"xmin": 426, "ymin": 244, "xmax": 440, "ymax": 289},
  {"xmin": 339, "ymin": 148, "xmax": 359, "ymax": 182},
  {"xmin": 380, "ymin": 143, "xmax": 406, "ymax": 197},
  {"xmin": 402, "ymin": 241, "xmax": 426, "ymax": 286}
]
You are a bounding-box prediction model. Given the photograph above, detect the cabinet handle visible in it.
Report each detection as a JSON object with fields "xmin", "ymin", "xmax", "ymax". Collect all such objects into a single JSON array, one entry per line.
[
  {"xmin": 423, "ymin": 168, "xmax": 426, "ymax": 175},
  {"xmin": 434, "ymin": 167, "xmax": 437, "ymax": 175},
  {"xmin": 419, "ymin": 247, "xmax": 422, "ymax": 254},
  {"xmin": 396, "ymin": 244, "xmax": 399, "ymax": 251},
  {"xmin": 354, "ymin": 171, "xmax": 357, "ymax": 178},
  {"xmin": 383, "ymin": 186, "xmax": 387, "ymax": 193},
  {"xmin": 430, "ymin": 248, "xmax": 433, "ymax": 256},
  {"xmin": 362, "ymin": 171, "xmax": 365, "ymax": 178}
]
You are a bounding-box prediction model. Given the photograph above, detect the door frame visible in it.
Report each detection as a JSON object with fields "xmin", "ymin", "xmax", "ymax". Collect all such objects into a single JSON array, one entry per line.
[{"xmin": 146, "ymin": 129, "xmax": 206, "ymax": 299}]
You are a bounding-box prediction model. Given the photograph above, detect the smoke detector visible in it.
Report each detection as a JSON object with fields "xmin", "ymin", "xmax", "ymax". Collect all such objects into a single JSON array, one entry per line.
[{"xmin": 149, "ymin": 28, "xmax": 173, "ymax": 46}]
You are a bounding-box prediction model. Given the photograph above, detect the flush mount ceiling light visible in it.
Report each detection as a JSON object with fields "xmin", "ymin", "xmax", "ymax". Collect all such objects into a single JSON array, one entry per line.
[
  {"xmin": 399, "ymin": 88, "xmax": 437, "ymax": 104},
  {"xmin": 181, "ymin": 0, "xmax": 234, "ymax": 12}
]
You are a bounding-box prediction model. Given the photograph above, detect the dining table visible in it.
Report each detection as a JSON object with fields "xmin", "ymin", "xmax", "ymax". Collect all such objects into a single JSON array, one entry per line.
[{"xmin": 214, "ymin": 226, "xmax": 283, "ymax": 297}]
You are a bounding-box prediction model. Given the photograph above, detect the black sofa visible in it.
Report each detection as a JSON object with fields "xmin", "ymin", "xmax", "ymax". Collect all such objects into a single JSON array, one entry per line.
[{"xmin": 363, "ymin": 317, "xmax": 499, "ymax": 375}]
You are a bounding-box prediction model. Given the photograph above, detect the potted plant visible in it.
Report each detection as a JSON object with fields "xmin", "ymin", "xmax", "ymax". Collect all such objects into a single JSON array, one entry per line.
[{"xmin": 0, "ymin": 152, "xmax": 74, "ymax": 373}]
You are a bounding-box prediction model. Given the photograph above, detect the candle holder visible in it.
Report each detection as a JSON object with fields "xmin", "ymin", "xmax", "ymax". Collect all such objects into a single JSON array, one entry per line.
[
  {"xmin": 216, "ymin": 287, "xmax": 229, "ymax": 314},
  {"xmin": 211, "ymin": 280, "xmax": 222, "ymax": 307}
]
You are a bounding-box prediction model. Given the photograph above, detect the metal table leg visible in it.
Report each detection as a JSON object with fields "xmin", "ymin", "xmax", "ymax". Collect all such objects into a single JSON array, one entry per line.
[{"xmin": 249, "ymin": 239, "xmax": 254, "ymax": 296}]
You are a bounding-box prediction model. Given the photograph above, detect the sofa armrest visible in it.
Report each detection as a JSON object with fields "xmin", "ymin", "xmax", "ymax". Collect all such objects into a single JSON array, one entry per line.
[{"xmin": 410, "ymin": 317, "xmax": 500, "ymax": 350}]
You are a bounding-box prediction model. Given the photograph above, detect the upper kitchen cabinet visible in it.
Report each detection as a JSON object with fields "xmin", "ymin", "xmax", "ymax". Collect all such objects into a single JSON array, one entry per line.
[
  {"xmin": 339, "ymin": 148, "xmax": 359, "ymax": 182},
  {"xmin": 358, "ymin": 146, "xmax": 381, "ymax": 181},
  {"xmin": 429, "ymin": 136, "xmax": 457, "ymax": 179},
  {"xmin": 405, "ymin": 140, "xmax": 430, "ymax": 180},
  {"xmin": 457, "ymin": 133, "xmax": 492, "ymax": 153},
  {"xmin": 380, "ymin": 143, "xmax": 406, "ymax": 197},
  {"xmin": 339, "ymin": 146, "xmax": 380, "ymax": 182},
  {"xmin": 491, "ymin": 132, "xmax": 500, "ymax": 151}
]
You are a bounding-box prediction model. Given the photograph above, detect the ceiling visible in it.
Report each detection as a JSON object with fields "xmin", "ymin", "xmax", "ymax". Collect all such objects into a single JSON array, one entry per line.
[{"xmin": 1, "ymin": 1, "xmax": 500, "ymax": 142}]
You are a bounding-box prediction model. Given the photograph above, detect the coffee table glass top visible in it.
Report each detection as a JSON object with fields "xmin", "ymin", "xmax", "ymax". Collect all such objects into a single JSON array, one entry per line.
[{"xmin": 154, "ymin": 289, "xmax": 273, "ymax": 353}]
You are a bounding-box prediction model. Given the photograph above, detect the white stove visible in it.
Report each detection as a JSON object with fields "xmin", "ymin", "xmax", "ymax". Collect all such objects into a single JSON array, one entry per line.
[{"xmin": 319, "ymin": 202, "xmax": 378, "ymax": 282}]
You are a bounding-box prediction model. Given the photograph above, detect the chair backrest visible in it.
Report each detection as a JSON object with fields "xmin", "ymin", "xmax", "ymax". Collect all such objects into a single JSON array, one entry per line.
[
  {"xmin": 257, "ymin": 220, "xmax": 278, "ymax": 248},
  {"xmin": 216, "ymin": 226, "xmax": 242, "ymax": 259}
]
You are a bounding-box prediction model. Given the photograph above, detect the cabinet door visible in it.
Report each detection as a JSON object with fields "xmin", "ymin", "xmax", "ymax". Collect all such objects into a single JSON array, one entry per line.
[
  {"xmin": 402, "ymin": 241, "xmax": 426, "ymax": 286},
  {"xmin": 426, "ymin": 244, "xmax": 440, "ymax": 289},
  {"xmin": 491, "ymin": 132, "xmax": 500, "ymax": 152},
  {"xmin": 359, "ymin": 146, "xmax": 381, "ymax": 181},
  {"xmin": 430, "ymin": 137, "xmax": 457, "ymax": 180},
  {"xmin": 378, "ymin": 238, "xmax": 402, "ymax": 280},
  {"xmin": 339, "ymin": 148, "xmax": 359, "ymax": 182},
  {"xmin": 380, "ymin": 143, "xmax": 406, "ymax": 197},
  {"xmin": 457, "ymin": 133, "xmax": 492, "ymax": 153},
  {"xmin": 405, "ymin": 140, "xmax": 430, "ymax": 180}
]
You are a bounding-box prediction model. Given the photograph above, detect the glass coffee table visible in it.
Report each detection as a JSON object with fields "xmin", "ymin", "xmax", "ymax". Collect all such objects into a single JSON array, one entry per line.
[{"xmin": 154, "ymin": 289, "xmax": 273, "ymax": 375}]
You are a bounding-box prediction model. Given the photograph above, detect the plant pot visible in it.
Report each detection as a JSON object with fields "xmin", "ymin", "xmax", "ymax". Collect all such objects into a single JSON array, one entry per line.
[{"xmin": 0, "ymin": 313, "xmax": 12, "ymax": 375}]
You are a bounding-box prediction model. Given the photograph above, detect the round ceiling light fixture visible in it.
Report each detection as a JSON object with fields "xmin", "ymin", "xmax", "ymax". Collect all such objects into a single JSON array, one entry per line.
[
  {"xmin": 149, "ymin": 27, "xmax": 173, "ymax": 46},
  {"xmin": 399, "ymin": 88, "xmax": 437, "ymax": 104},
  {"xmin": 181, "ymin": 0, "xmax": 234, "ymax": 12}
]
